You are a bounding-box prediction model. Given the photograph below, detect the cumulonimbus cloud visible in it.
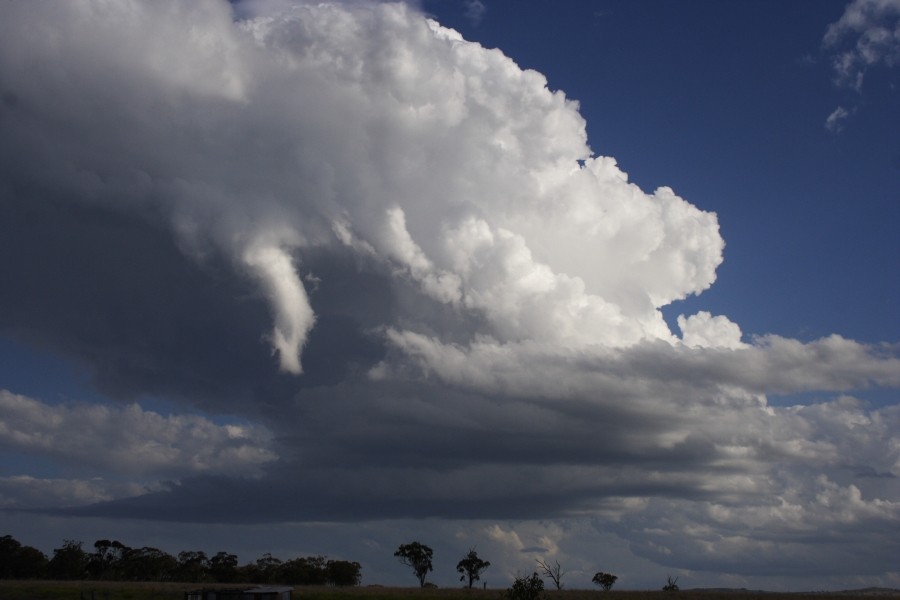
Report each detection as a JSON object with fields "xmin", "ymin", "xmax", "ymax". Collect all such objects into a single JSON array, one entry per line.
[
  {"xmin": 0, "ymin": 0, "xmax": 898, "ymax": 586},
  {"xmin": 0, "ymin": 0, "xmax": 725, "ymax": 373}
]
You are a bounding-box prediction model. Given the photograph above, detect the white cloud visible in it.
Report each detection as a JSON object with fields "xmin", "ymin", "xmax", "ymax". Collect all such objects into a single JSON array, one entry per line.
[
  {"xmin": 677, "ymin": 311, "xmax": 746, "ymax": 349},
  {"xmin": 823, "ymin": 0, "xmax": 900, "ymax": 90},
  {"xmin": 0, "ymin": 0, "xmax": 898, "ymax": 588},
  {"xmin": 0, "ymin": 390, "xmax": 276, "ymax": 481},
  {"xmin": 621, "ymin": 471, "xmax": 900, "ymax": 577},
  {"xmin": 825, "ymin": 105, "xmax": 855, "ymax": 132},
  {"xmin": 464, "ymin": 0, "xmax": 487, "ymax": 26},
  {"xmin": 0, "ymin": 0, "xmax": 722, "ymax": 368},
  {"xmin": 380, "ymin": 331, "xmax": 899, "ymax": 402}
]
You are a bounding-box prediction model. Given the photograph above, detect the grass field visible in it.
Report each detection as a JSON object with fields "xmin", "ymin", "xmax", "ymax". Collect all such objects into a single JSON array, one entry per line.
[{"xmin": 0, "ymin": 583, "xmax": 898, "ymax": 600}]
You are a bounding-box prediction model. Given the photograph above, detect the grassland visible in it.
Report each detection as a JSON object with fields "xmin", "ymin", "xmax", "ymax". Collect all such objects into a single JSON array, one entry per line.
[{"xmin": 0, "ymin": 583, "xmax": 897, "ymax": 600}]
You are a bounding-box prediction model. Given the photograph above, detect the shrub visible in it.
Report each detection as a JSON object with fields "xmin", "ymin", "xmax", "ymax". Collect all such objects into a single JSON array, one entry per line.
[
  {"xmin": 506, "ymin": 572, "xmax": 544, "ymax": 600},
  {"xmin": 663, "ymin": 575, "xmax": 680, "ymax": 592}
]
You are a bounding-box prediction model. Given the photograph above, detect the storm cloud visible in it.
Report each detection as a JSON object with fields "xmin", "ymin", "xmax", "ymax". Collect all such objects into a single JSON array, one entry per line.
[{"xmin": 0, "ymin": 0, "xmax": 898, "ymax": 589}]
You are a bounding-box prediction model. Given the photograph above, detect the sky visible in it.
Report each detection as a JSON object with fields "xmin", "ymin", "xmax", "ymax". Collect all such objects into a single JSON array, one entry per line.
[{"xmin": 0, "ymin": 0, "xmax": 898, "ymax": 592}]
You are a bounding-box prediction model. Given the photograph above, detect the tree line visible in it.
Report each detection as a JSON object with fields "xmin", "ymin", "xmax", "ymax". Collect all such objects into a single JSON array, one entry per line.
[
  {"xmin": 0, "ymin": 535, "xmax": 361, "ymax": 586},
  {"xmin": 3, "ymin": 533, "xmax": 680, "ymax": 591}
]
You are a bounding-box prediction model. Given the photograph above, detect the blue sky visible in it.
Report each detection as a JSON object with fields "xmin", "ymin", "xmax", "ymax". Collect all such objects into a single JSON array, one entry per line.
[{"xmin": 1, "ymin": 0, "xmax": 899, "ymax": 591}]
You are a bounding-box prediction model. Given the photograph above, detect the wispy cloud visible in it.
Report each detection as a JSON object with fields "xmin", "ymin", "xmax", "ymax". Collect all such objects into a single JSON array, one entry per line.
[
  {"xmin": 0, "ymin": 475, "xmax": 149, "ymax": 509},
  {"xmin": 464, "ymin": 0, "xmax": 487, "ymax": 26},
  {"xmin": 823, "ymin": 0, "xmax": 900, "ymax": 90},
  {"xmin": 825, "ymin": 105, "xmax": 855, "ymax": 132}
]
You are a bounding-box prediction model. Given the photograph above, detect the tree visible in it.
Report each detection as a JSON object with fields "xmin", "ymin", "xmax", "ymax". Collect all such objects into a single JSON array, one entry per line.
[
  {"xmin": 506, "ymin": 572, "xmax": 544, "ymax": 600},
  {"xmin": 88, "ymin": 539, "xmax": 128, "ymax": 580},
  {"xmin": 209, "ymin": 551, "xmax": 239, "ymax": 583},
  {"xmin": 118, "ymin": 546, "xmax": 176, "ymax": 581},
  {"xmin": 662, "ymin": 575, "xmax": 680, "ymax": 592},
  {"xmin": 282, "ymin": 555, "xmax": 328, "ymax": 585},
  {"xmin": 0, "ymin": 535, "xmax": 23, "ymax": 579},
  {"xmin": 394, "ymin": 541, "xmax": 433, "ymax": 587},
  {"xmin": 254, "ymin": 553, "xmax": 283, "ymax": 584},
  {"xmin": 176, "ymin": 550, "xmax": 210, "ymax": 583},
  {"xmin": 326, "ymin": 559, "xmax": 362, "ymax": 586},
  {"xmin": 592, "ymin": 572, "xmax": 618, "ymax": 591},
  {"xmin": 0, "ymin": 535, "xmax": 47, "ymax": 579},
  {"xmin": 456, "ymin": 548, "xmax": 490, "ymax": 588},
  {"xmin": 536, "ymin": 559, "xmax": 565, "ymax": 590},
  {"xmin": 14, "ymin": 545, "xmax": 48, "ymax": 579},
  {"xmin": 48, "ymin": 540, "xmax": 88, "ymax": 580}
]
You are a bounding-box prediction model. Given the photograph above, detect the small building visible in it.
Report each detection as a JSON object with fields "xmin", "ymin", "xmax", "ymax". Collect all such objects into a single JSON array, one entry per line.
[{"xmin": 185, "ymin": 586, "xmax": 293, "ymax": 600}]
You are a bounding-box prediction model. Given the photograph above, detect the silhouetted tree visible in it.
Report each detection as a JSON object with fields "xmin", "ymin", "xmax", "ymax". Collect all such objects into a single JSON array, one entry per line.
[
  {"xmin": 663, "ymin": 575, "xmax": 680, "ymax": 592},
  {"xmin": 394, "ymin": 541, "xmax": 433, "ymax": 587},
  {"xmin": 536, "ymin": 559, "xmax": 565, "ymax": 590},
  {"xmin": 592, "ymin": 572, "xmax": 618, "ymax": 591},
  {"xmin": 14, "ymin": 544, "xmax": 48, "ymax": 579},
  {"xmin": 506, "ymin": 572, "xmax": 544, "ymax": 600},
  {"xmin": 177, "ymin": 550, "xmax": 210, "ymax": 582},
  {"xmin": 48, "ymin": 540, "xmax": 88, "ymax": 580},
  {"xmin": 118, "ymin": 546, "xmax": 176, "ymax": 581},
  {"xmin": 13, "ymin": 546, "xmax": 50, "ymax": 579},
  {"xmin": 252, "ymin": 553, "xmax": 283, "ymax": 584},
  {"xmin": 88, "ymin": 539, "xmax": 128, "ymax": 579},
  {"xmin": 210, "ymin": 551, "xmax": 239, "ymax": 583},
  {"xmin": 0, "ymin": 535, "xmax": 48, "ymax": 579},
  {"xmin": 457, "ymin": 548, "xmax": 491, "ymax": 588},
  {"xmin": 326, "ymin": 559, "xmax": 362, "ymax": 586},
  {"xmin": 0, "ymin": 535, "xmax": 23, "ymax": 579},
  {"xmin": 281, "ymin": 555, "xmax": 328, "ymax": 585}
]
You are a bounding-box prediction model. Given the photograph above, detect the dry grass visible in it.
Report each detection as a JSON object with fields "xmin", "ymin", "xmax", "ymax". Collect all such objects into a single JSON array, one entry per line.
[{"xmin": 0, "ymin": 582, "xmax": 897, "ymax": 600}]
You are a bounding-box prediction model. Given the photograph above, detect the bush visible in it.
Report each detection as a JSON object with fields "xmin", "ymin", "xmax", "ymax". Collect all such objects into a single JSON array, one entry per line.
[
  {"xmin": 663, "ymin": 575, "xmax": 680, "ymax": 591},
  {"xmin": 506, "ymin": 572, "xmax": 544, "ymax": 600}
]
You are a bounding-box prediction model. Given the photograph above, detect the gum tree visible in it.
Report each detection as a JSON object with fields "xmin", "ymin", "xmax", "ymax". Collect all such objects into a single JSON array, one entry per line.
[
  {"xmin": 456, "ymin": 548, "xmax": 491, "ymax": 588},
  {"xmin": 394, "ymin": 541, "xmax": 433, "ymax": 587},
  {"xmin": 592, "ymin": 571, "xmax": 618, "ymax": 591}
]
